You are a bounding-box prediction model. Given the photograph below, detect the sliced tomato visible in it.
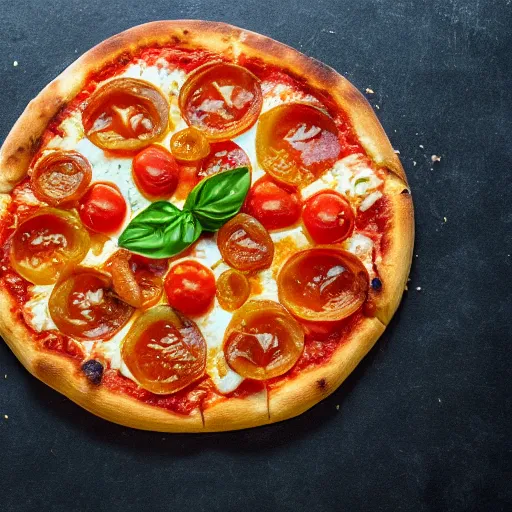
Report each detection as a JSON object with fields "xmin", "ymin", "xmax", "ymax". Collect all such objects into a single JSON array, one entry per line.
[
  {"xmin": 121, "ymin": 305, "xmax": 207, "ymax": 394},
  {"xmin": 217, "ymin": 213, "xmax": 274, "ymax": 272},
  {"xmin": 78, "ymin": 183, "xmax": 127, "ymax": 235},
  {"xmin": 179, "ymin": 63, "xmax": 262, "ymax": 140},
  {"xmin": 216, "ymin": 269, "xmax": 250, "ymax": 312},
  {"xmin": 198, "ymin": 140, "xmax": 251, "ymax": 180},
  {"xmin": 31, "ymin": 151, "xmax": 92, "ymax": 205},
  {"xmin": 10, "ymin": 208, "xmax": 90, "ymax": 285},
  {"xmin": 243, "ymin": 176, "xmax": 302, "ymax": 230},
  {"xmin": 223, "ymin": 300, "xmax": 304, "ymax": 380},
  {"xmin": 82, "ymin": 78, "xmax": 169, "ymax": 152},
  {"xmin": 132, "ymin": 145, "xmax": 179, "ymax": 199},
  {"xmin": 302, "ymin": 191, "xmax": 355, "ymax": 244},
  {"xmin": 170, "ymin": 127, "xmax": 210, "ymax": 162},
  {"xmin": 104, "ymin": 249, "xmax": 165, "ymax": 308},
  {"xmin": 256, "ymin": 103, "xmax": 341, "ymax": 187},
  {"xmin": 164, "ymin": 260, "xmax": 216, "ymax": 316},
  {"xmin": 277, "ymin": 248, "xmax": 368, "ymax": 322},
  {"xmin": 48, "ymin": 269, "xmax": 133, "ymax": 339}
]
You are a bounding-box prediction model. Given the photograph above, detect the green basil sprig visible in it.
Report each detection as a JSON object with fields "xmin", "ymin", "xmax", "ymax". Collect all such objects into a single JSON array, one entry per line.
[{"xmin": 118, "ymin": 166, "xmax": 250, "ymax": 258}]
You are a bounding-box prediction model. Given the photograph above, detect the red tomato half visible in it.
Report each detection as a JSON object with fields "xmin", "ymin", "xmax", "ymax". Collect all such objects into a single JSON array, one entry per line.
[
  {"xmin": 79, "ymin": 183, "xmax": 127, "ymax": 235},
  {"xmin": 302, "ymin": 191, "xmax": 355, "ymax": 244},
  {"xmin": 164, "ymin": 260, "xmax": 216, "ymax": 316},
  {"xmin": 132, "ymin": 145, "xmax": 179, "ymax": 199},
  {"xmin": 243, "ymin": 177, "xmax": 302, "ymax": 230}
]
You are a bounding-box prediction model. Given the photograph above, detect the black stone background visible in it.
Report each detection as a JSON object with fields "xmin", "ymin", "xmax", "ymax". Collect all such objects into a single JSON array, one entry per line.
[{"xmin": 0, "ymin": 1, "xmax": 511, "ymax": 511}]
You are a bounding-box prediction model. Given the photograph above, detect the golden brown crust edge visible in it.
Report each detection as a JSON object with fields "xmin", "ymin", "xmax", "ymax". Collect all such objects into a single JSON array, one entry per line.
[
  {"xmin": 0, "ymin": 19, "xmax": 407, "ymax": 192},
  {"xmin": 268, "ymin": 317, "xmax": 385, "ymax": 422},
  {"xmin": 202, "ymin": 391, "xmax": 270, "ymax": 432},
  {"xmin": 0, "ymin": 291, "xmax": 204, "ymax": 432},
  {"xmin": 374, "ymin": 174, "xmax": 415, "ymax": 326},
  {"xmin": 0, "ymin": 20, "xmax": 413, "ymax": 431}
]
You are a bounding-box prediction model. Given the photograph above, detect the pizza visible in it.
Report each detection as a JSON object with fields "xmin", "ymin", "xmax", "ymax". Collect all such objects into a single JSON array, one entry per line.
[{"xmin": 0, "ymin": 20, "xmax": 414, "ymax": 432}]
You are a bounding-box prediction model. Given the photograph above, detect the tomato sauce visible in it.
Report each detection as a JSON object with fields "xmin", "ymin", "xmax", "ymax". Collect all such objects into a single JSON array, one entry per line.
[{"xmin": 102, "ymin": 369, "xmax": 207, "ymax": 415}]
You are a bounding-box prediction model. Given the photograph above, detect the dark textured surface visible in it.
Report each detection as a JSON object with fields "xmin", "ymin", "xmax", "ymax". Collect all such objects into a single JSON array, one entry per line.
[{"xmin": 0, "ymin": 1, "xmax": 511, "ymax": 511}]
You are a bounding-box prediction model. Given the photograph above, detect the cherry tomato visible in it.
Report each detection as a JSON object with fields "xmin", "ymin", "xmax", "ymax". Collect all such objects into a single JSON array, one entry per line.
[
  {"xmin": 132, "ymin": 145, "xmax": 179, "ymax": 199},
  {"xmin": 217, "ymin": 213, "xmax": 274, "ymax": 272},
  {"xmin": 302, "ymin": 191, "xmax": 355, "ymax": 244},
  {"xmin": 31, "ymin": 151, "xmax": 92, "ymax": 205},
  {"xmin": 49, "ymin": 269, "xmax": 133, "ymax": 339},
  {"xmin": 121, "ymin": 305, "xmax": 207, "ymax": 394},
  {"xmin": 78, "ymin": 183, "xmax": 127, "ymax": 235},
  {"xmin": 256, "ymin": 103, "xmax": 341, "ymax": 187},
  {"xmin": 216, "ymin": 269, "xmax": 250, "ymax": 311},
  {"xmin": 179, "ymin": 63, "xmax": 262, "ymax": 140},
  {"xmin": 10, "ymin": 208, "xmax": 90, "ymax": 285},
  {"xmin": 170, "ymin": 127, "xmax": 210, "ymax": 162},
  {"xmin": 278, "ymin": 248, "xmax": 368, "ymax": 322},
  {"xmin": 243, "ymin": 177, "xmax": 302, "ymax": 230},
  {"xmin": 164, "ymin": 260, "xmax": 216, "ymax": 316},
  {"xmin": 82, "ymin": 78, "xmax": 169, "ymax": 152},
  {"xmin": 224, "ymin": 300, "xmax": 304, "ymax": 379}
]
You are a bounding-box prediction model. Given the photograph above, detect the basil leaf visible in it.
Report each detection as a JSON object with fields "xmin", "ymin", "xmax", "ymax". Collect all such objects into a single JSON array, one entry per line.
[
  {"xmin": 184, "ymin": 166, "xmax": 250, "ymax": 231},
  {"xmin": 118, "ymin": 202, "xmax": 202, "ymax": 258}
]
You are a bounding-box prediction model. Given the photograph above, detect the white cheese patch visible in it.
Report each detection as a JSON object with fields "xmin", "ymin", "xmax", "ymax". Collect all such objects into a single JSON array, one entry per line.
[
  {"xmin": 261, "ymin": 82, "xmax": 321, "ymax": 113},
  {"xmin": 189, "ymin": 236, "xmax": 222, "ymax": 267},
  {"xmin": 232, "ymin": 124, "xmax": 267, "ymax": 183},
  {"xmin": 45, "ymin": 112, "xmax": 84, "ymax": 150},
  {"xmin": 23, "ymin": 285, "xmax": 57, "ymax": 332},
  {"xmin": 250, "ymin": 268, "xmax": 278, "ymax": 302},
  {"xmin": 74, "ymin": 137, "xmax": 150, "ymax": 218},
  {"xmin": 301, "ymin": 153, "xmax": 382, "ymax": 200},
  {"xmin": 270, "ymin": 225, "xmax": 310, "ymax": 245},
  {"xmin": 121, "ymin": 60, "xmax": 187, "ymax": 98},
  {"xmin": 343, "ymin": 233, "xmax": 375, "ymax": 276},
  {"xmin": 196, "ymin": 300, "xmax": 243, "ymax": 394},
  {"xmin": 94, "ymin": 318, "xmax": 137, "ymax": 381},
  {"xmin": 360, "ymin": 191, "xmax": 383, "ymax": 212},
  {"xmin": 186, "ymin": 241, "xmax": 244, "ymax": 393},
  {"xmin": 81, "ymin": 239, "xmax": 119, "ymax": 267}
]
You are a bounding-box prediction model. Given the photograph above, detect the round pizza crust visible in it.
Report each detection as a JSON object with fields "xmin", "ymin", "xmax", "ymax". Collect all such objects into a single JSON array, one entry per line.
[{"xmin": 0, "ymin": 20, "xmax": 414, "ymax": 432}]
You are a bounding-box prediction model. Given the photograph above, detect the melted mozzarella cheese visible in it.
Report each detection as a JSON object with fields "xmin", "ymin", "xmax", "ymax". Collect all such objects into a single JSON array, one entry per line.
[
  {"xmin": 188, "ymin": 239, "xmax": 244, "ymax": 393},
  {"xmin": 261, "ymin": 82, "xmax": 321, "ymax": 113},
  {"xmin": 93, "ymin": 318, "xmax": 137, "ymax": 381},
  {"xmin": 233, "ymin": 124, "xmax": 267, "ymax": 183},
  {"xmin": 343, "ymin": 233, "xmax": 375, "ymax": 276},
  {"xmin": 23, "ymin": 285, "xmax": 57, "ymax": 332},
  {"xmin": 301, "ymin": 154, "xmax": 382, "ymax": 200},
  {"xmin": 81, "ymin": 239, "xmax": 119, "ymax": 267},
  {"xmin": 122, "ymin": 60, "xmax": 187, "ymax": 97},
  {"xmin": 75, "ymin": 138, "xmax": 150, "ymax": 218}
]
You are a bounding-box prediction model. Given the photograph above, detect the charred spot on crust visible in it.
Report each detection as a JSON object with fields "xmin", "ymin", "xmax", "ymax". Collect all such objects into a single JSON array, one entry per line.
[
  {"xmin": 29, "ymin": 135, "xmax": 42, "ymax": 155},
  {"xmin": 317, "ymin": 378, "xmax": 327, "ymax": 390},
  {"xmin": 401, "ymin": 188, "xmax": 410, "ymax": 195},
  {"xmin": 183, "ymin": 29, "xmax": 189, "ymax": 35},
  {"xmin": 371, "ymin": 277, "xmax": 382, "ymax": 291},
  {"xmin": 81, "ymin": 360, "xmax": 104, "ymax": 385}
]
